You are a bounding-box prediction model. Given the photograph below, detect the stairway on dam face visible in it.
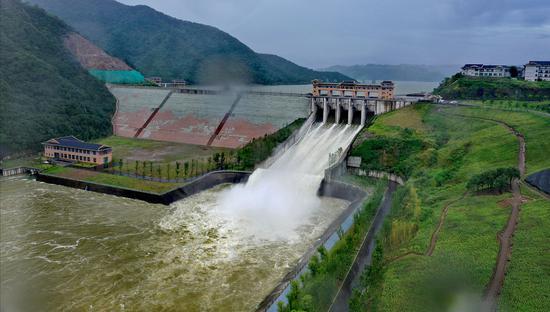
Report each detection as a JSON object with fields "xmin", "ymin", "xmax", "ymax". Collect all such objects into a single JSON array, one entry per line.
[
  {"xmin": 109, "ymin": 86, "xmax": 309, "ymax": 148},
  {"xmin": 110, "ymin": 87, "xmax": 172, "ymax": 138}
]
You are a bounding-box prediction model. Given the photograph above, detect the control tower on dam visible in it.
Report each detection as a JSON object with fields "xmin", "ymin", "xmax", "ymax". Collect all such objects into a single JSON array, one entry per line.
[{"xmin": 310, "ymin": 80, "xmax": 413, "ymax": 125}]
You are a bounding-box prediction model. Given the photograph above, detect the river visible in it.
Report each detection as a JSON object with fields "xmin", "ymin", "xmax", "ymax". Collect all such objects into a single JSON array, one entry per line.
[{"xmin": 0, "ymin": 176, "xmax": 347, "ymax": 311}]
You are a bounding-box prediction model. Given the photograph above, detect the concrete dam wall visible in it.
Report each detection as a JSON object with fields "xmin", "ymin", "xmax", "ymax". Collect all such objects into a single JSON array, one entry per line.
[{"xmin": 109, "ymin": 86, "xmax": 310, "ymax": 148}]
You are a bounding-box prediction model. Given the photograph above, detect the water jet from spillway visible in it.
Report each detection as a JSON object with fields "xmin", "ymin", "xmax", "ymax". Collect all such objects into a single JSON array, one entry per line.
[{"xmin": 218, "ymin": 122, "xmax": 361, "ymax": 241}]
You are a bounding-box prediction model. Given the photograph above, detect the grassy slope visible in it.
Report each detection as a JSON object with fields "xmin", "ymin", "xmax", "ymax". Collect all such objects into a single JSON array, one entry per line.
[
  {"xmin": 0, "ymin": 0, "xmax": 115, "ymax": 156},
  {"xmin": 349, "ymin": 103, "xmax": 547, "ymax": 311},
  {"xmin": 440, "ymin": 106, "xmax": 550, "ymax": 174},
  {"xmin": 499, "ymin": 185, "xmax": 550, "ymax": 312},
  {"xmin": 463, "ymin": 100, "xmax": 550, "ymax": 114}
]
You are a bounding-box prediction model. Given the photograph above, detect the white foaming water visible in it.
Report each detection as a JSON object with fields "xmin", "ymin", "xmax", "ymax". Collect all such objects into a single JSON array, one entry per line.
[{"xmin": 217, "ymin": 122, "xmax": 361, "ymax": 240}]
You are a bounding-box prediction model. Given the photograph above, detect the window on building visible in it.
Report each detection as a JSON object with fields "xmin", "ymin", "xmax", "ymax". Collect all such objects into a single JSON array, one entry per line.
[{"xmin": 93, "ymin": 158, "xmax": 96, "ymax": 162}]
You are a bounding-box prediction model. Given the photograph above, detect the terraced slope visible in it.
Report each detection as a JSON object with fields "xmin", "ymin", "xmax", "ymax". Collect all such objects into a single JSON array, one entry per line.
[
  {"xmin": 141, "ymin": 92, "xmax": 237, "ymax": 146},
  {"xmin": 110, "ymin": 87, "xmax": 171, "ymax": 137},
  {"xmin": 110, "ymin": 87, "xmax": 310, "ymax": 148},
  {"xmin": 212, "ymin": 94, "xmax": 309, "ymax": 148}
]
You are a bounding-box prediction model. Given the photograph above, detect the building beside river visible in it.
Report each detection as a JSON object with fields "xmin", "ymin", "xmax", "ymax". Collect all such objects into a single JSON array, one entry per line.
[{"xmin": 43, "ymin": 136, "xmax": 112, "ymax": 166}]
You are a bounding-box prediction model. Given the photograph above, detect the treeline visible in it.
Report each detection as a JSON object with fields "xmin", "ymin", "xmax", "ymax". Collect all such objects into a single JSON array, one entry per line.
[
  {"xmin": 466, "ymin": 167, "xmax": 520, "ymax": 193},
  {"xmin": 0, "ymin": 0, "xmax": 115, "ymax": 157},
  {"xmin": 433, "ymin": 73, "xmax": 550, "ymax": 101}
]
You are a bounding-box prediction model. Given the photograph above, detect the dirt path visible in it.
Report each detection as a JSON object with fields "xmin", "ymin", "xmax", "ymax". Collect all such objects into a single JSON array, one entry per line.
[
  {"xmin": 483, "ymin": 129, "xmax": 525, "ymax": 311},
  {"xmin": 425, "ymin": 194, "xmax": 466, "ymax": 256},
  {"xmin": 436, "ymin": 105, "xmax": 526, "ymax": 311}
]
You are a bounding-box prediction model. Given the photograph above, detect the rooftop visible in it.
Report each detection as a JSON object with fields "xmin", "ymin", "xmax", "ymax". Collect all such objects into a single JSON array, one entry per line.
[
  {"xmin": 462, "ymin": 64, "xmax": 510, "ymax": 69},
  {"xmin": 527, "ymin": 61, "xmax": 550, "ymax": 66},
  {"xmin": 43, "ymin": 136, "xmax": 110, "ymax": 151}
]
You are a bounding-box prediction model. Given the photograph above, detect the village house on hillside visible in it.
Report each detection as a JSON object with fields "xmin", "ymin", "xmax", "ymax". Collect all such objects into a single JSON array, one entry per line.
[
  {"xmin": 461, "ymin": 64, "xmax": 514, "ymax": 78},
  {"xmin": 42, "ymin": 136, "xmax": 112, "ymax": 166},
  {"xmin": 524, "ymin": 61, "xmax": 550, "ymax": 81}
]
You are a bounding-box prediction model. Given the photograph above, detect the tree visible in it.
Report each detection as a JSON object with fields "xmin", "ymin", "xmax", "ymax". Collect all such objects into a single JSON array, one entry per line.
[
  {"xmin": 510, "ymin": 66, "xmax": 519, "ymax": 78},
  {"xmin": 135, "ymin": 160, "xmax": 139, "ymax": 177},
  {"xmin": 175, "ymin": 162, "xmax": 181, "ymax": 180},
  {"xmin": 213, "ymin": 153, "xmax": 220, "ymax": 170},
  {"xmin": 207, "ymin": 157, "xmax": 213, "ymax": 171},
  {"xmin": 156, "ymin": 164, "xmax": 162, "ymax": 181},
  {"xmin": 183, "ymin": 161, "xmax": 189, "ymax": 178},
  {"xmin": 119, "ymin": 159, "xmax": 123, "ymax": 174}
]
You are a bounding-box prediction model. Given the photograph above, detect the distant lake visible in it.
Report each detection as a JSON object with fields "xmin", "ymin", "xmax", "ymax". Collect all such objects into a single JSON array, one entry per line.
[
  {"xmin": 202, "ymin": 81, "xmax": 440, "ymax": 95},
  {"xmin": 190, "ymin": 81, "xmax": 440, "ymax": 96}
]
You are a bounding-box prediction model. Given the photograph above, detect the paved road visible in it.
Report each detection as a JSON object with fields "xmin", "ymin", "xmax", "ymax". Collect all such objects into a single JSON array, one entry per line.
[{"xmin": 329, "ymin": 181, "xmax": 398, "ymax": 312}]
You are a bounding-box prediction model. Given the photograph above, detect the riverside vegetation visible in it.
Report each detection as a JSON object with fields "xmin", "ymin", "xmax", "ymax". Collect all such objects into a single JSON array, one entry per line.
[{"xmin": 278, "ymin": 178, "xmax": 387, "ymax": 312}]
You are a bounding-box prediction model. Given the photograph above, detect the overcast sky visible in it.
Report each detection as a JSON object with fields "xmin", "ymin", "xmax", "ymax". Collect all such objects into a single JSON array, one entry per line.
[{"xmin": 118, "ymin": 0, "xmax": 550, "ymax": 68}]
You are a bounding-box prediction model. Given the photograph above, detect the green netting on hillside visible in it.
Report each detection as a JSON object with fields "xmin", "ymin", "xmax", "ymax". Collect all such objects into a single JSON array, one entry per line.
[{"xmin": 89, "ymin": 70, "xmax": 145, "ymax": 84}]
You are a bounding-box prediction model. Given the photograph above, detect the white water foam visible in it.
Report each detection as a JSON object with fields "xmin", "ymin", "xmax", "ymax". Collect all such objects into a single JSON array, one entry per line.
[{"xmin": 216, "ymin": 122, "xmax": 361, "ymax": 241}]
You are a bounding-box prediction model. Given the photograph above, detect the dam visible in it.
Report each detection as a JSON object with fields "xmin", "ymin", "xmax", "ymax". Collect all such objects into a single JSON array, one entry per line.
[{"xmin": 109, "ymin": 81, "xmax": 413, "ymax": 148}]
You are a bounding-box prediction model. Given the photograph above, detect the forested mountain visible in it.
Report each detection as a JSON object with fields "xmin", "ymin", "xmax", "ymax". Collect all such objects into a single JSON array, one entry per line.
[
  {"xmin": 0, "ymin": 0, "xmax": 115, "ymax": 156},
  {"xmin": 321, "ymin": 64, "xmax": 460, "ymax": 82},
  {"xmin": 26, "ymin": 0, "xmax": 350, "ymax": 85}
]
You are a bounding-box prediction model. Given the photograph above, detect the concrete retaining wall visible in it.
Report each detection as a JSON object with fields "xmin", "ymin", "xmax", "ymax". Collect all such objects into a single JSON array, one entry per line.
[
  {"xmin": 1, "ymin": 167, "xmax": 40, "ymax": 177},
  {"xmin": 257, "ymin": 180, "xmax": 367, "ymax": 312},
  {"xmin": 349, "ymin": 168, "xmax": 405, "ymax": 185},
  {"xmin": 37, "ymin": 170, "xmax": 251, "ymax": 205}
]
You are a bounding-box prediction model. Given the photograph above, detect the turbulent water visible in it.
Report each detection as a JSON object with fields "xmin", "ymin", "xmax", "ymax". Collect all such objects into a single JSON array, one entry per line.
[
  {"xmin": 217, "ymin": 123, "xmax": 361, "ymax": 240},
  {"xmin": 0, "ymin": 123, "xmax": 361, "ymax": 311}
]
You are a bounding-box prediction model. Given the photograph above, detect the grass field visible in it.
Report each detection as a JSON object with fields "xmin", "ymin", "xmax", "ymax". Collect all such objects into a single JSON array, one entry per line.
[
  {"xmin": 43, "ymin": 166, "xmax": 181, "ymax": 193},
  {"xmin": 462, "ymin": 100, "xmax": 550, "ymax": 114},
  {"xmin": 349, "ymin": 103, "xmax": 549, "ymax": 311},
  {"xmin": 499, "ymin": 185, "xmax": 550, "ymax": 312},
  {"xmin": 440, "ymin": 106, "xmax": 550, "ymax": 174},
  {"xmin": 96, "ymin": 136, "xmax": 229, "ymax": 163}
]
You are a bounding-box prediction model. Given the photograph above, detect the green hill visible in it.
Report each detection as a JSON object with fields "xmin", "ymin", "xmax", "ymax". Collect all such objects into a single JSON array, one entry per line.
[
  {"xmin": 27, "ymin": 0, "xmax": 350, "ymax": 85},
  {"xmin": 321, "ymin": 64, "xmax": 460, "ymax": 82},
  {"xmin": 0, "ymin": 0, "xmax": 115, "ymax": 157},
  {"xmin": 434, "ymin": 74, "xmax": 550, "ymax": 100}
]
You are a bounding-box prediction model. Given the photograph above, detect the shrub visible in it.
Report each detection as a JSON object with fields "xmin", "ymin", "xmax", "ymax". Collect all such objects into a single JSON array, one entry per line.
[{"xmin": 466, "ymin": 167, "xmax": 520, "ymax": 193}]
